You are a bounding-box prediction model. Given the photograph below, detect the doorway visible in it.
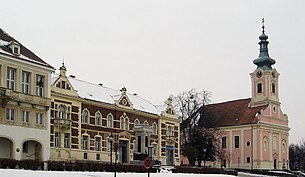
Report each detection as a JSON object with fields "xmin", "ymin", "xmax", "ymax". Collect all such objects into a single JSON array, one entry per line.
[
  {"xmin": 120, "ymin": 141, "xmax": 128, "ymax": 163},
  {"xmin": 166, "ymin": 147, "xmax": 174, "ymax": 165},
  {"xmin": 274, "ymin": 159, "xmax": 277, "ymax": 169}
]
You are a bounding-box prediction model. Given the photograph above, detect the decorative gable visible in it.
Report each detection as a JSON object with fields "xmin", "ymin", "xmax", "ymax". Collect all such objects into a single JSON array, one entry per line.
[
  {"xmin": 161, "ymin": 97, "xmax": 177, "ymax": 118},
  {"xmin": 115, "ymin": 87, "xmax": 133, "ymax": 109},
  {"xmin": 52, "ymin": 63, "xmax": 78, "ymax": 97}
]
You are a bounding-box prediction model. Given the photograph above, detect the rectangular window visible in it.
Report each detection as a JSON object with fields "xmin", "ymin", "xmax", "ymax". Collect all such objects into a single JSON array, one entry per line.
[
  {"xmin": 64, "ymin": 133, "xmax": 70, "ymax": 148},
  {"xmin": 96, "ymin": 154, "xmax": 100, "ymax": 160},
  {"xmin": 22, "ymin": 111, "xmax": 30, "ymax": 123},
  {"xmin": 55, "ymin": 132, "xmax": 61, "ymax": 148},
  {"xmin": 234, "ymin": 136, "xmax": 240, "ymax": 148},
  {"xmin": 82, "ymin": 136, "xmax": 89, "ymax": 150},
  {"xmin": 36, "ymin": 75, "xmax": 44, "ymax": 97},
  {"xmin": 7, "ymin": 68, "xmax": 16, "ymax": 90},
  {"xmin": 95, "ymin": 137, "xmax": 101, "ymax": 151},
  {"xmin": 36, "ymin": 113, "xmax": 44, "ymax": 125},
  {"xmin": 6, "ymin": 108, "xmax": 15, "ymax": 121},
  {"xmin": 107, "ymin": 138, "xmax": 112, "ymax": 152},
  {"xmin": 84, "ymin": 153, "xmax": 88, "ymax": 159},
  {"xmin": 222, "ymin": 137, "xmax": 227, "ymax": 149},
  {"xmin": 22, "ymin": 71, "xmax": 30, "ymax": 94}
]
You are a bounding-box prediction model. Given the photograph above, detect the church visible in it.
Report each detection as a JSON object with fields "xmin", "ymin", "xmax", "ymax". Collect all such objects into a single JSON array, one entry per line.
[{"xmin": 197, "ymin": 23, "xmax": 289, "ymax": 169}]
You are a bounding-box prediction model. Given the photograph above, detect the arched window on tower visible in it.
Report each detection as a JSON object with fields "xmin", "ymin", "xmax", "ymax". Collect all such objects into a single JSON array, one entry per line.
[
  {"xmin": 272, "ymin": 83, "xmax": 276, "ymax": 93},
  {"xmin": 120, "ymin": 116, "xmax": 124, "ymax": 129},
  {"xmin": 257, "ymin": 83, "xmax": 262, "ymax": 94}
]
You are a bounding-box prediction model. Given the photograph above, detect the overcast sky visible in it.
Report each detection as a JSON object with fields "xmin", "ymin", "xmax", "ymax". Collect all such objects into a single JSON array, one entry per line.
[{"xmin": 1, "ymin": 0, "xmax": 304, "ymax": 143}]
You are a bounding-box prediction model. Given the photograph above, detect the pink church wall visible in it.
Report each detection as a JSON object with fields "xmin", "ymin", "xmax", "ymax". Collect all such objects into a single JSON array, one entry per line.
[
  {"xmin": 232, "ymin": 130, "xmax": 241, "ymax": 164},
  {"xmin": 243, "ymin": 129, "xmax": 252, "ymax": 164}
]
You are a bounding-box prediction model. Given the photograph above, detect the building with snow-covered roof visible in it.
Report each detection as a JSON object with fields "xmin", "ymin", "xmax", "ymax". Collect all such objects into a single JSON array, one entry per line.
[
  {"xmin": 50, "ymin": 64, "xmax": 180, "ymax": 165},
  {"xmin": 0, "ymin": 28, "xmax": 54, "ymax": 161}
]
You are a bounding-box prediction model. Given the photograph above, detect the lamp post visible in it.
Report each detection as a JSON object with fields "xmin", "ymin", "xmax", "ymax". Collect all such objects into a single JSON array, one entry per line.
[
  {"xmin": 203, "ymin": 148, "xmax": 207, "ymax": 169},
  {"xmin": 109, "ymin": 133, "xmax": 113, "ymax": 164}
]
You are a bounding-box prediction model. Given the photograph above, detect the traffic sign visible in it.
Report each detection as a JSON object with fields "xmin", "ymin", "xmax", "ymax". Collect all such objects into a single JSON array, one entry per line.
[{"xmin": 143, "ymin": 157, "xmax": 152, "ymax": 169}]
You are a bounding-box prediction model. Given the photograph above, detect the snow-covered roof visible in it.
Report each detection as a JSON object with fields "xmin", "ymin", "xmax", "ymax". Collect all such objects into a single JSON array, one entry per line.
[
  {"xmin": 52, "ymin": 73, "xmax": 165, "ymax": 115},
  {"xmin": 0, "ymin": 28, "xmax": 54, "ymax": 69}
]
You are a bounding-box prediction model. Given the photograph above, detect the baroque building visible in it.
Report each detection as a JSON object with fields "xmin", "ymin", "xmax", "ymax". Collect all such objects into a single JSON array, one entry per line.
[
  {"xmin": 50, "ymin": 65, "xmax": 180, "ymax": 165},
  {"xmin": 0, "ymin": 28, "xmax": 54, "ymax": 161},
  {"xmin": 194, "ymin": 23, "xmax": 289, "ymax": 169}
]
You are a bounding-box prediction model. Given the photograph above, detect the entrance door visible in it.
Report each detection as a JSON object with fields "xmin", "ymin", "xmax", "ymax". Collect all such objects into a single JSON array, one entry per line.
[
  {"xmin": 166, "ymin": 149, "xmax": 174, "ymax": 165},
  {"xmin": 120, "ymin": 141, "xmax": 128, "ymax": 163},
  {"xmin": 274, "ymin": 159, "xmax": 277, "ymax": 169}
]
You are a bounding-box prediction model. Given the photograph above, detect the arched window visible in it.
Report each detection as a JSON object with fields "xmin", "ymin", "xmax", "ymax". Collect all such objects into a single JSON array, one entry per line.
[
  {"xmin": 134, "ymin": 119, "xmax": 140, "ymax": 126},
  {"xmin": 107, "ymin": 114, "xmax": 113, "ymax": 128},
  {"xmin": 120, "ymin": 116, "xmax": 124, "ymax": 129},
  {"xmin": 272, "ymin": 83, "xmax": 276, "ymax": 93},
  {"xmin": 59, "ymin": 105, "xmax": 66, "ymax": 119},
  {"xmin": 152, "ymin": 123, "xmax": 157, "ymax": 135},
  {"xmin": 257, "ymin": 83, "xmax": 262, "ymax": 93},
  {"xmin": 82, "ymin": 110, "xmax": 89, "ymax": 123},
  {"xmin": 95, "ymin": 112, "xmax": 101, "ymax": 125},
  {"xmin": 125, "ymin": 117, "xmax": 129, "ymax": 130},
  {"xmin": 144, "ymin": 121, "xmax": 148, "ymax": 126}
]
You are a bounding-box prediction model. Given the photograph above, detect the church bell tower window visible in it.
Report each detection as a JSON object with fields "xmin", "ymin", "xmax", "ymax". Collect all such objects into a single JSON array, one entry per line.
[{"xmin": 257, "ymin": 83, "xmax": 262, "ymax": 94}]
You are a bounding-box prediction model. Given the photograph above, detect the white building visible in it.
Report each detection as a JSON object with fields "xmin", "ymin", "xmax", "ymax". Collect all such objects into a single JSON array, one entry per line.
[{"xmin": 0, "ymin": 28, "xmax": 54, "ymax": 161}]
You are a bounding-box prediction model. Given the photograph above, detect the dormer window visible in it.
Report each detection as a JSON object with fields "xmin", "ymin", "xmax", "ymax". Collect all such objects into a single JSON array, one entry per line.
[
  {"xmin": 13, "ymin": 47, "xmax": 19, "ymax": 55},
  {"xmin": 8, "ymin": 41, "xmax": 21, "ymax": 55}
]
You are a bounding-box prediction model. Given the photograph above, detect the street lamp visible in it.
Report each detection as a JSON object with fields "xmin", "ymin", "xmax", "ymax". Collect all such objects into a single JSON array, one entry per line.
[
  {"xmin": 203, "ymin": 148, "xmax": 207, "ymax": 168},
  {"xmin": 109, "ymin": 133, "xmax": 113, "ymax": 164}
]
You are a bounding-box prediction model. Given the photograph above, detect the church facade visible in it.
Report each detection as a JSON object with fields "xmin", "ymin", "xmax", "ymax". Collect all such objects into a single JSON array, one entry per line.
[{"xmin": 198, "ymin": 24, "xmax": 289, "ymax": 169}]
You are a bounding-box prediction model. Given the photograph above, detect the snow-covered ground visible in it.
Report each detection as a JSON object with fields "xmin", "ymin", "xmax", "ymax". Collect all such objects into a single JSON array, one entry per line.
[{"xmin": 0, "ymin": 169, "xmax": 235, "ymax": 177}]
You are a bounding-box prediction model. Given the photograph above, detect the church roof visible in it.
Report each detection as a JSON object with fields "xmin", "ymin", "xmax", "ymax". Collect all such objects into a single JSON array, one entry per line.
[
  {"xmin": 199, "ymin": 98, "xmax": 267, "ymax": 128},
  {"xmin": 0, "ymin": 28, "xmax": 53, "ymax": 69}
]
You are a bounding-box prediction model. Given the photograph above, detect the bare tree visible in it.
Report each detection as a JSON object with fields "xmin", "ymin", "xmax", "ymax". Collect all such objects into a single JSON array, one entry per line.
[{"xmin": 173, "ymin": 89, "xmax": 211, "ymax": 166}]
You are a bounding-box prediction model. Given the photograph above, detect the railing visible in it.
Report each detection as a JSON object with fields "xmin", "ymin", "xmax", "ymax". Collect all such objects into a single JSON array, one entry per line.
[{"xmin": 54, "ymin": 118, "xmax": 71, "ymax": 129}]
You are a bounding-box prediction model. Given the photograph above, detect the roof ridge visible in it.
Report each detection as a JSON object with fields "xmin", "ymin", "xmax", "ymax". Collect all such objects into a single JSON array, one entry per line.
[{"xmin": 209, "ymin": 97, "xmax": 251, "ymax": 106}]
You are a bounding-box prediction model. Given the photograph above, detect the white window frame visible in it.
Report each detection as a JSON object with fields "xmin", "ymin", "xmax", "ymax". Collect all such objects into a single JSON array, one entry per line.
[
  {"xmin": 59, "ymin": 105, "xmax": 66, "ymax": 119},
  {"xmin": 55, "ymin": 132, "xmax": 61, "ymax": 148},
  {"xmin": 82, "ymin": 135, "xmax": 89, "ymax": 150},
  {"xmin": 107, "ymin": 114, "xmax": 113, "ymax": 128},
  {"xmin": 95, "ymin": 136, "xmax": 101, "ymax": 151},
  {"xmin": 6, "ymin": 108, "xmax": 15, "ymax": 121},
  {"xmin": 64, "ymin": 133, "xmax": 70, "ymax": 148},
  {"xmin": 7, "ymin": 68, "xmax": 16, "ymax": 90},
  {"xmin": 82, "ymin": 110, "xmax": 89, "ymax": 124},
  {"xmin": 22, "ymin": 110, "xmax": 30, "ymax": 123},
  {"xmin": 120, "ymin": 116, "xmax": 124, "ymax": 129},
  {"xmin": 95, "ymin": 112, "xmax": 101, "ymax": 126},
  {"xmin": 125, "ymin": 117, "xmax": 129, "ymax": 130},
  {"xmin": 36, "ymin": 113, "xmax": 44, "ymax": 125},
  {"xmin": 22, "ymin": 71, "xmax": 31, "ymax": 94},
  {"xmin": 36, "ymin": 75, "xmax": 44, "ymax": 97},
  {"xmin": 152, "ymin": 123, "xmax": 157, "ymax": 135}
]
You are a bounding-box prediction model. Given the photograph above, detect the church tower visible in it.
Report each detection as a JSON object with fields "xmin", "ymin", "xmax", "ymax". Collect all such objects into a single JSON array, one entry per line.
[{"xmin": 250, "ymin": 19, "xmax": 280, "ymax": 107}]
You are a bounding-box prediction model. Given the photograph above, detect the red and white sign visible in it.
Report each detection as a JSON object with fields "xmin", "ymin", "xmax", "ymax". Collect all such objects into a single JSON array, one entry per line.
[{"xmin": 143, "ymin": 157, "xmax": 152, "ymax": 169}]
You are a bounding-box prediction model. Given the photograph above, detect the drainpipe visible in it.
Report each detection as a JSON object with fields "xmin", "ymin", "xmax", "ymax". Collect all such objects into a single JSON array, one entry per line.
[{"xmin": 251, "ymin": 125, "xmax": 253, "ymax": 170}]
